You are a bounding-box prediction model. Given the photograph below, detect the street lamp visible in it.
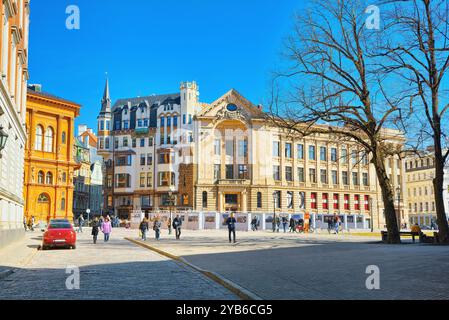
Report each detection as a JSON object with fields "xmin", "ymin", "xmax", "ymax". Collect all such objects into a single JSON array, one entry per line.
[
  {"xmin": 0, "ymin": 126, "xmax": 8, "ymax": 158},
  {"xmin": 396, "ymin": 186, "xmax": 401, "ymax": 230},
  {"xmin": 272, "ymin": 191, "xmax": 277, "ymax": 232},
  {"xmin": 168, "ymin": 187, "xmax": 176, "ymax": 235}
]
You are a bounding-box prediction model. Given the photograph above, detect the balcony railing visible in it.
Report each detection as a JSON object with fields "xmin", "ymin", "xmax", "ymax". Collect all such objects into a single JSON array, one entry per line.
[{"xmin": 217, "ymin": 179, "xmax": 250, "ymax": 186}]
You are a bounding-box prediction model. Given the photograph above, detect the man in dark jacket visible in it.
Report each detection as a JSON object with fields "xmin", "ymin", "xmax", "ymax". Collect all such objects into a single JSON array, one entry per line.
[
  {"xmin": 91, "ymin": 218, "xmax": 100, "ymax": 244},
  {"xmin": 226, "ymin": 213, "xmax": 237, "ymax": 243},
  {"xmin": 173, "ymin": 215, "xmax": 182, "ymax": 240},
  {"xmin": 140, "ymin": 217, "xmax": 149, "ymax": 241}
]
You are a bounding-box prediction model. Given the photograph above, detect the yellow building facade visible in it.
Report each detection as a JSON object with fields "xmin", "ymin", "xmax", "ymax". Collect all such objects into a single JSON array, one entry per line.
[{"xmin": 24, "ymin": 86, "xmax": 80, "ymax": 223}]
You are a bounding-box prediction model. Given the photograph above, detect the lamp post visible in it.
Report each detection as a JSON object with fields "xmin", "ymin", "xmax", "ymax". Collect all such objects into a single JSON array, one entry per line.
[
  {"xmin": 0, "ymin": 126, "xmax": 8, "ymax": 158},
  {"xmin": 272, "ymin": 191, "xmax": 277, "ymax": 232},
  {"xmin": 168, "ymin": 188, "xmax": 176, "ymax": 234}
]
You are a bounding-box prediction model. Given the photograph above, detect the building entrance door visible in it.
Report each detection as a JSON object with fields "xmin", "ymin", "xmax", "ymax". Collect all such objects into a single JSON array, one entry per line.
[
  {"xmin": 224, "ymin": 193, "xmax": 239, "ymax": 212},
  {"xmin": 36, "ymin": 193, "xmax": 50, "ymax": 222}
]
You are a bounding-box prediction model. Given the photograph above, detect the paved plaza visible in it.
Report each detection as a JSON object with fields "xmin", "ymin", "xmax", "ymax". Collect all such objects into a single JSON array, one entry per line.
[
  {"xmin": 130, "ymin": 229, "xmax": 449, "ymax": 300},
  {"xmin": 0, "ymin": 229, "xmax": 237, "ymax": 300},
  {"xmin": 1, "ymin": 228, "xmax": 449, "ymax": 300}
]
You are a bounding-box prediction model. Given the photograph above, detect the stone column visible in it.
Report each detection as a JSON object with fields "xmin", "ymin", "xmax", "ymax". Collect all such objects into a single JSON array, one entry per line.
[{"xmin": 242, "ymin": 191, "xmax": 247, "ymax": 213}]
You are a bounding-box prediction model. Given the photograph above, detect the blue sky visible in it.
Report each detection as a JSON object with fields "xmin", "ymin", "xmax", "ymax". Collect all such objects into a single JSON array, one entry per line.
[{"xmin": 28, "ymin": 0, "xmax": 305, "ymax": 132}]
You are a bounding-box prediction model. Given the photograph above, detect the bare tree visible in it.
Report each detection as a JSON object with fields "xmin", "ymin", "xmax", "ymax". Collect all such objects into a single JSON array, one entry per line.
[
  {"xmin": 269, "ymin": 0, "xmax": 408, "ymax": 243},
  {"xmin": 377, "ymin": 0, "xmax": 449, "ymax": 243}
]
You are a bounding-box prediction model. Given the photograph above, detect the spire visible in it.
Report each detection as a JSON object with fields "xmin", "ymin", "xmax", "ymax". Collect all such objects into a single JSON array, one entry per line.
[{"xmin": 100, "ymin": 77, "xmax": 111, "ymax": 114}]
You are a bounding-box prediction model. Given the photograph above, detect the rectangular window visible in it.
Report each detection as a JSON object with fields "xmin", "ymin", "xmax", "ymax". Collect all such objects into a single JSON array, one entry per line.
[
  {"xmin": 273, "ymin": 141, "xmax": 280, "ymax": 157},
  {"xmin": 354, "ymin": 195, "xmax": 360, "ymax": 210},
  {"xmin": 363, "ymin": 173, "xmax": 369, "ymax": 186},
  {"xmin": 226, "ymin": 165, "xmax": 234, "ymax": 179},
  {"xmin": 148, "ymin": 137, "xmax": 153, "ymax": 147},
  {"xmin": 342, "ymin": 171, "xmax": 349, "ymax": 185},
  {"xmin": 123, "ymin": 121, "xmax": 129, "ymax": 130},
  {"xmin": 273, "ymin": 165, "xmax": 281, "ymax": 181},
  {"xmin": 332, "ymin": 170, "xmax": 338, "ymax": 185},
  {"xmin": 238, "ymin": 165, "xmax": 248, "ymax": 179},
  {"xmin": 274, "ymin": 191, "xmax": 281, "ymax": 209},
  {"xmin": 352, "ymin": 172, "xmax": 359, "ymax": 185},
  {"xmin": 297, "ymin": 144, "xmax": 304, "ymax": 159},
  {"xmin": 309, "ymin": 168, "xmax": 316, "ymax": 183},
  {"xmin": 285, "ymin": 143, "xmax": 292, "ymax": 158},
  {"xmin": 115, "ymin": 174, "xmax": 131, "ymax": 188},
  {"xmin": 285, "ymin": 166, "xmax": 293, "ymax": 181},
  {"xmin": 331, "ymin": 148, "xmax": 337, "ymax": 162},
  {"xmin": 341, "ymin": 148, "xmax": 348, "ymax": 163},
  {"xmin": 320, "ymin": 147, "xmax": 327, "ymax": 161},
  {"xmin": 364, "ymin": 195, "xmax": 370, "ymax": 210},
  {"xmin": 147, "ymin": 154, "xmax": 153, "ymax": 166},
  {"xmin": 132, "ymin": 139, "xmax": 136, "ymax": 148},
  {"xmin": 140, "ymin": 173, "xmax": 145, "ymax": 187},
  {"xmin": 344, "ymin": 194, "xmax": 349, "ymax": 210},
  {"xmin": 333, "ymin": 194, "xmax": 339, "ymax": 209},
  {"xmin": 287, "ymin": 191, "xmax": 294, "ymax": 209},
  {"xmin": 140, "ymin": 138, "xmax": 145, "ymax": 147},
  {"xmin": 309, "ymin": 145, "xmax": 316, "ymax": 160},
  {"xmin": 114, "ymin": 138, "xmax": 119, "ymax": 149},
  {"xmin": 320, "ymin": 169, "xmax": 328, "ymax": 184},
  {"xmin": 322, "ymin": 193, "xmax": 329, "ymax": 210},
  {"xmin": 226, "ymin": 140, "xmax": 234, "ymax": 157},
  {"xmin": 147, "ymin": 173, "xmax": 152, "ymax": 187},
  {"xmin": 351, "ymin": 150, "xmax": 358, "ymax": 165},
  {"xmin": 140, "ymin": 154, "xmax": 146, "ymax": 166},
  {"xmin": 238, "ymin": 140, "xmax": 248, "ymax": 157},
  {"xmin": 141, "ymin": 196, "xmax": 150, "ymax": 207},
  {"xmin": 137, "ymin": 119, "xmax": 143, "ymax": 127},
  {"xmin": 298, "ymin": 167, "xmax": 304, "ymax": 182},
  {"xmin": 311, "ymin": 193, "xmax": 317, "ymax": 209}
]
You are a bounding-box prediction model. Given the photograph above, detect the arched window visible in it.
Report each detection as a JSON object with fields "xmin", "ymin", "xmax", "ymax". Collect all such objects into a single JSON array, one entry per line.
[
  {"xmin": 46, "ymin": 172, "xmax": 53, "ymax": 185},
  {"xmin": 38, "ymin": 193, "xmax": 49, "ymax": 203},
  {"xmin": 61, "ymin": 198, "xmax": 66, "ymax": 210},
  {"xmin": 257, "ymin": 192, "xmax": 262, "ymax": 208},
  {"xmin": 35, "ymin": 125, "xmax": 43, "ymax": 151},
  {"xmin": 44, "ymin": 127, "xmax": 54, "ymax": 152},
  {"xmin": 105, "ymin": 137, "xmax": 110, "ymax": 149},
  {"xmin": 61, "ymin": 131, "xmax": 66, "ymax": 144},
  {"xmin": 202, "ymin": 191, "xmax": 208, "ymax": 208},
  {"xmin": 38, "ymin": 171, "xmax": 44, "ymax": 184}
]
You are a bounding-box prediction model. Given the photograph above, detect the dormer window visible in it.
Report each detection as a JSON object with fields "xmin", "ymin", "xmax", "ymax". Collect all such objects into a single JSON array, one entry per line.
[{"xmin": 137, "ymin": 119, "xmax": 143, "ymax": 127}]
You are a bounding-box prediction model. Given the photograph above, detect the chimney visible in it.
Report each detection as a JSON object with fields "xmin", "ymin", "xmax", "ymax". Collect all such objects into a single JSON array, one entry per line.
[{"xmin": 78, "ymin": 124, "xmax": 87, "ymax": 136}]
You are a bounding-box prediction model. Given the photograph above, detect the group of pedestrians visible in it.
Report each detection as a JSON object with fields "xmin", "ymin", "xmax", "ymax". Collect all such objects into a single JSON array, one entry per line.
[
  {"xmin": 327, "ymin": 215, "xmax": 342, "ymax": 234},
  {"xmin": 139, "ymin": 214, "xmax": 183, "ymax": 241},
  {"xmin": 90, "ymin": 215, "xmax": 112, "ymax": 244},
  {"xmin": 23, "ymin": 215, "xmax": 35, "ymax": 231}
]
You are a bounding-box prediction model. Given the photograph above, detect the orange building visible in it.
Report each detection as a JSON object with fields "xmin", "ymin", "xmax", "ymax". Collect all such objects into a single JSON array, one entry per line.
[{"xmin": 24, "ymin": 85, "xmax": 81, "ymax": 223}]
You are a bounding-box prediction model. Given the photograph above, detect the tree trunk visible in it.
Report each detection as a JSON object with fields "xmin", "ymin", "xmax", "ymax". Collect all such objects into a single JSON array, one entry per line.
[
  {"xmin": 373, "ymin": 152, "xmax": 401, "ymax": 244},
  {"xmin": 433, "ymin": 126, "xmax": 449, "ymax": 243}
]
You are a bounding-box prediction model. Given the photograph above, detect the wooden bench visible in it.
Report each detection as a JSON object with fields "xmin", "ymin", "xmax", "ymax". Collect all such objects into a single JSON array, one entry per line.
[{"xmin": 381, "ymin": 231, "xmax": 420, "ymax": 243}]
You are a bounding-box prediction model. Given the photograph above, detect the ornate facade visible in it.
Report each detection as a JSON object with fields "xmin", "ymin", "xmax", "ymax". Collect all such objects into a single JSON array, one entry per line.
[
  {"xmin": 24, "ymin": 86, "xmax": 80, "ymax": 223},
  {"xmin": 97, "ymin": 80, "xmax": 406, "ymax": 230}
]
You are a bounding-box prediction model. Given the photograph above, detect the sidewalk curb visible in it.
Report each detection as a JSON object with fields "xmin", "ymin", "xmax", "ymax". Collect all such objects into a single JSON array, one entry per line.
[
  {"xmin": 125, "ymin": 237, "xmax": 262, "ymax": 301},
  {"xmin": 0, "ymin": 269, "xmax": 14, "ymax": 280}
]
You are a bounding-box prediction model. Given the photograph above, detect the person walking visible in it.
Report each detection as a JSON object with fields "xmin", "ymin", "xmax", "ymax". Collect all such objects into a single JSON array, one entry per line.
[
  {"xmin": 23, "ymin": 216, "xmax": 27, "ymax": 232},
  {"xmin": 101, "ymin": 216, "xmax": 112, "ymax": 242},
  {"xmin": 327, "ymin": 217, "xmax": 333, "ymax": 234},
  {"xmin": 77, "ymin": 215, "xmax": 84, "ymax": 233},
  {"xmin": 334, "ymin": 215, "xmax": 340, "ymax": 234},
  {"xmin": 91, "ymin": 218, "xmax": 100, "ymax": 244},
  {"xmin": 140, "ymin": 217, "xmax": 149, "ymax": 241},
  {"xmin": 167, "ymin": 217, "xmax": 172, "ymax": 235},
  {"xmin": 29, "ymin": 216, "xmax": 35, "ymax": 231},
  {"xmin": 173, "ymin": 215, "xmax": 182, "ymax": 240},
  {"xmin": 153, "ymin": 218, "xmax": 162, "ymax": 241},
  {"xmin": 226, "ymin": 212, "xmax": 237, "ymax": 243},
  {"xmin": 289, "ymin": 217, "xmax": 296, "ymax": 233},
  {"xmin": 282, "ymin": 216, "xmax": 288, "ymax": 233},
  {"xmin": 251, "ymin": 216, "xmax": 257, "ymax": 231}
]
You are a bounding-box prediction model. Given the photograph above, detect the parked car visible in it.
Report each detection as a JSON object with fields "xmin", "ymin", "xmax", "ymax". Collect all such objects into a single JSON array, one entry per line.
[{"xmin": 42, "ymin": 219, "xmax": 77, "ymax": 250}]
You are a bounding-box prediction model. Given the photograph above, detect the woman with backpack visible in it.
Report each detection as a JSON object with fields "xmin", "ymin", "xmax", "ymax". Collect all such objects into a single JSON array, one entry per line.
[{"xmin": 140, "ymin": 217, "xmax": 149, "ymax": 241}]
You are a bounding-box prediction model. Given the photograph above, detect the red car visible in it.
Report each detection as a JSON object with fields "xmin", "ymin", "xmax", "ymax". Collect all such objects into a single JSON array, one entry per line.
[{"xmin": 42, "ymin": 219, "xmax": 77, "ymax": 250}]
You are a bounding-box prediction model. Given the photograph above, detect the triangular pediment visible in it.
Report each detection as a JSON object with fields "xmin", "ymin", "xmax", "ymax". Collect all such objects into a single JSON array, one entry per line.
[{"xmin": 198, "ymin": 89, "xmax": 264, "ymax": 119}]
